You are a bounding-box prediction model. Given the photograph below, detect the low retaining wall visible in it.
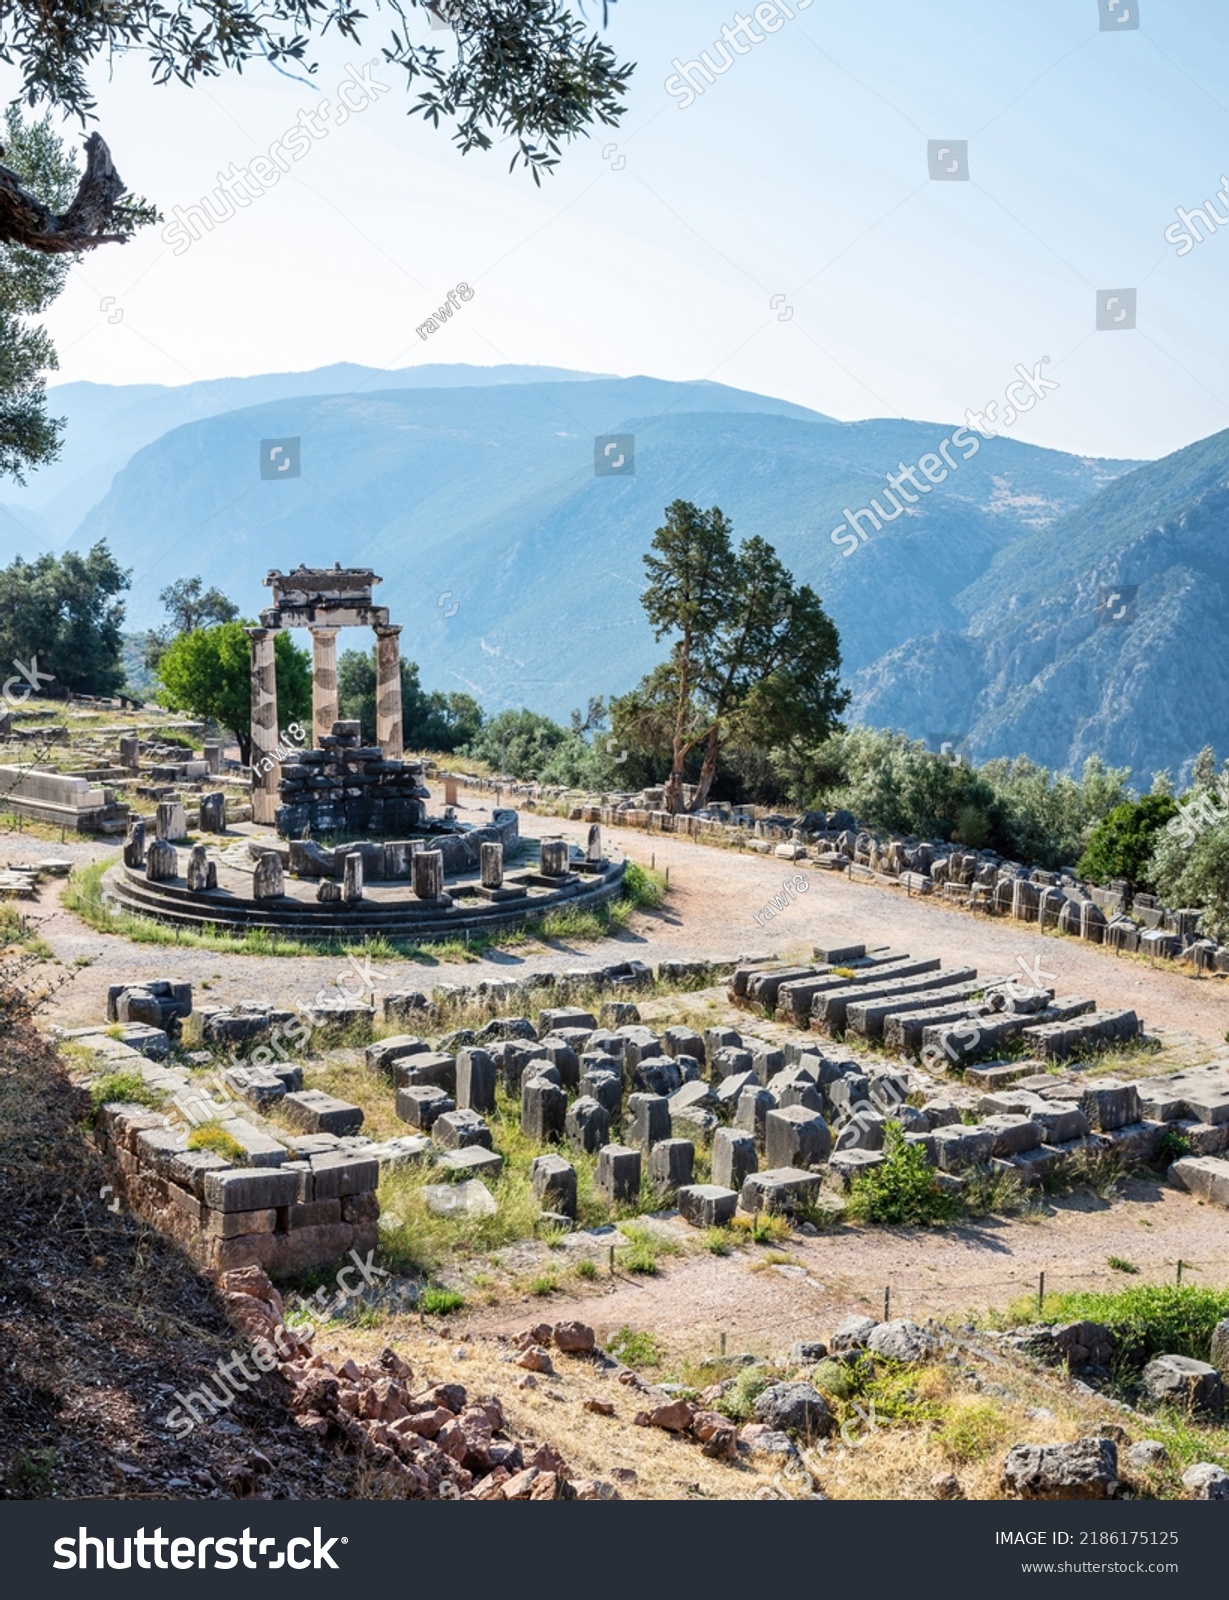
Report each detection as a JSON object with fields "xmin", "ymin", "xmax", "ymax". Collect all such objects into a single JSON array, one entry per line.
[{"xmin": 95, "ymin": 1103, "xmax": 379, "ymax": 1276}]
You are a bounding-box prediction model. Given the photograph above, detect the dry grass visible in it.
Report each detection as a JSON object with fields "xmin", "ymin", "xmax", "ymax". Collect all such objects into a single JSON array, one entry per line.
[{"xmin": 322, "ymin": 1318, "xmax": 777, "ymax": 1500}]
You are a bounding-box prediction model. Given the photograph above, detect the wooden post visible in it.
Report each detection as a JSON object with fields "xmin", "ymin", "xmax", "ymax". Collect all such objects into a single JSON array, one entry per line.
[
  {"xmin": 884, "ymin": 1285, "xmax": 890, "ymax": 1321},
  {"xmin": 1176, "ymin": 1259, "xmax": 1184, "ymax": 1285},
  {"xmin": 720, "ymin": 1331, "xmax": 727, "ymax": 1357},
  {"xmin": 1038, "ymin": 1271, "xmax": 1045, "ymax": 1314},
  {"xmin": 608, "ymin": 1244, "xmax": 615, "ymax": 1278}
]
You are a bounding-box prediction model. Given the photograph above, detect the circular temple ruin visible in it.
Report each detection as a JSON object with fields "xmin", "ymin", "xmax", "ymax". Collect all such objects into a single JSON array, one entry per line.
[{"xmin": 101, "ymin": 566, "xmax": 625, "ymax": 939}]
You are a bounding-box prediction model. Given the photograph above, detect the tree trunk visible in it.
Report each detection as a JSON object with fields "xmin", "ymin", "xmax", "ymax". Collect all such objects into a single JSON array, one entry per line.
[
  {"xmin": 690, "ymin": 724, "xmax": 721, "ymax": 811},
  {"xmin": 234, "ymin": 727, "xmax": 251, "ymax": 766},
  {"xmin": 663, "ymin": 747, "xmax": 687, "ymax": 814},
  {"xmin": 0, "ymin": 133, "xmax": 129, "ymax": 254}
]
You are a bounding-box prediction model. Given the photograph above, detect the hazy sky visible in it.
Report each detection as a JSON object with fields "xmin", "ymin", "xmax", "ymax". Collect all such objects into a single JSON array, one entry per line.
[{"xmin": 16, "ymin": 0, "xmax": 1229, "ymax": 459}]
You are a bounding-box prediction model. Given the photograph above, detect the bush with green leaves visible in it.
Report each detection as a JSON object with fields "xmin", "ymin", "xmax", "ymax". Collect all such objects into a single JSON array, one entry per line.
[
  {"xmin": 1077, "ymin": 793, "xmax": 1178, "ymax": 891},
  {"xmin": 1015, "ymin": 1284, "xmax": 1229, "ymax": 1364},
  {"xmin": 1148, "ymin": 817, "xmax": 1229, "ymax": 941},
  {"xmin": 846, "ymin": 1123, "xmax": 959, "ymax": 1226}
]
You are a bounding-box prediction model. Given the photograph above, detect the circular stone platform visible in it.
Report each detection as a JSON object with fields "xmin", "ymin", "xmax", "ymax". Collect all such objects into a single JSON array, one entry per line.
[{"xmin": 102, "ymin": 835, "xmax": 626, "ymax": 941}]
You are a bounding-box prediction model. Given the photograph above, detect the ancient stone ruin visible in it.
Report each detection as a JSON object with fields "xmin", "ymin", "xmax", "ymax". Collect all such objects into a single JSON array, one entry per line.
[
  {"xmin": 249, "ymin": 565, "xmax": 404, "ymax": 824},
  {"xmin": 275, "ymin": 719, "xmax": 430, "ymax": 838}
]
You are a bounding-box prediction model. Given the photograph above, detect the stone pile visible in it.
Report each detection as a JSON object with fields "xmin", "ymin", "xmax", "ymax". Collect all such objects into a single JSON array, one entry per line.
[
  {"xmin": 221, "ymin": 1269, "xmax": 601, "ymax": 1501},
  {"xmin": 275, "ymin": 719, "xmax": 430, "ymax": 838},
  {"xmin": 737, "ymin": 941, "xmax": 1140, "ymax": 1067}
]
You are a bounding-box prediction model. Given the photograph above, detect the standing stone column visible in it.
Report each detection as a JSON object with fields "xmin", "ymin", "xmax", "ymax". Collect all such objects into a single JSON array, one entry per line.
[
  {"xmin": 413, "ymin": 849, "xmax": 445, "ymax": 902},
  {"xmin": 480, "ymin": 841, "xmax": 504, "ymax": 889},
  {"xmin": 309, "ymin": 627, "xmax": 340, "ymax": 746},
  {"xmin": 248, "ymin": 627, "xmax": 281, "ymax": 826},
  {"xmin": 374, "ymin": 625, "xmax": 403, "ymax": 760}
]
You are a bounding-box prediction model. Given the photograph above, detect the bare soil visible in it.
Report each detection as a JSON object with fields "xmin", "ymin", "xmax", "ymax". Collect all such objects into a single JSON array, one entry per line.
[
  {"xmin": 461, "ymin": 1178, "xmax": 1228, "ymax": 1355},
  {"xmin": 14, "ymin": 797, "xmax": 1229, "ymax": 1047}
]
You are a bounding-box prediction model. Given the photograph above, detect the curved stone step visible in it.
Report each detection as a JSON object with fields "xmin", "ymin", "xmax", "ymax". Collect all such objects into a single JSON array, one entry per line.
[{"xmin": 101, "ymin": 860, "xmax": 625, "ymax": 941}]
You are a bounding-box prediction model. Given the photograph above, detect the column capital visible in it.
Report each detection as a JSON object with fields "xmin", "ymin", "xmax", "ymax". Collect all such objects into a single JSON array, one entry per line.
[
  {"xmin": 308, "ymin": 624, "xmax": 340, "ymax": 638},
  {"xmin": 374, "ymin": 623, "xmax": 403, "ymax": 639},
  {"xmin": 246, "ymin": 625, "xmax": 280, "ymax": 641}
]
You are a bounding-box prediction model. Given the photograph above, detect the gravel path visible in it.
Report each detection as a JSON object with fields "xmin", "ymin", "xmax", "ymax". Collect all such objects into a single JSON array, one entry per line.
[
  {"xmin": 463, "ymin": 1177, "xmax": 1226, "ymax": 1352},
  {"xmin": 11, "ymin": 794, "xmax": 1229, "ymax": 1044}
]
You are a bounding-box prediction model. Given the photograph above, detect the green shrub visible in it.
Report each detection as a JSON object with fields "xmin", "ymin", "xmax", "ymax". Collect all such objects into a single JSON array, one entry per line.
[
  {"xmin": 186, "ymin": 1122, "xmax": 246, "ymax": 1161},
  {"xmin": 718, "ymin": 1364, "xmax": 771, "ymax": 1422},
  {"xmin": 620, "ymin": 861, "xmax": 666, "ymax": 910},
  {"xmin": 846, "ymin": 1124, "xmax": 959, "ymax": 1226},
  {"xmin": 419, "ymin": 1285, "xmax": 465, "ymax": 1316},
  {"xmin": 1078, "ymin": 794, "xmax": 1177, "ymax": 892},
  {"xmin": 1012, "ymin": 1284, "xmax": 1229, "ymax": 1363},
  {"xmin": 607, "ymin": 1327, "xmax": 664, "ymax": 1368},
  {"xmin": 937, "ymin": 1398, "xmax": 1012, "ymax": 1464},
  {"xmin": 811, "ymin": 1359, "xmax": 855, "ymax": 1401},
  {"xmin": 88, "ymin": 1071, "xmax": 163, "ymax": 1115},
  {"xmin": 1148, "ymin": 818, "xmax": 1229, "ymax": 943}
]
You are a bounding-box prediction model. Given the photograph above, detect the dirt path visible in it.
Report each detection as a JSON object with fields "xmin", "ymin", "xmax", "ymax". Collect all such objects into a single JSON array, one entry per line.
[
  {"xmin": 463, "ymin": 1178, "xmax": 1227, "ymax": 1353},
  {"xmin": 19, "ymin": 797, "xmax": 1229, "ymax": 1044}
]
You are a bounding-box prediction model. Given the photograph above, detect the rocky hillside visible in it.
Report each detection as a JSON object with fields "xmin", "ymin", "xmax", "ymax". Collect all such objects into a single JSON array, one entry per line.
[
  {"xmin": 851, "ymin": 426, "xmax": 1229, "ymax": 789},
  {"xmin": 65, "ymin": 371, "xmax": 1129, "ymax": 719}
]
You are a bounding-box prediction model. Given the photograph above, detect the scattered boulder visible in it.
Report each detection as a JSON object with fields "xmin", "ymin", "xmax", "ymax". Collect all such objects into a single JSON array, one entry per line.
[
  {"xmin": 1182, "ymin": 1462, "xmax": 1229, "ymax": 1500},
  {"xmin": 830, "ymin": 1315, "xmax": 878, "ymax": 1353},
  {"xmin": 752, "ymin": 1382, "xmax": 834, "ymax": 1440},
  {"xmin": 1142, "ymin": 1354, "xmax": 1226, "ymax": 1415},
  {"xmin": 633, "ymin": 1399, "xmax": 694, "ymax": 1433},
  {"xmin": 553, "ymin": 1321, "xmax": 596, "ymax": 1354},
  {"xmin": 1126, "ymin": 1439, "xmax": 1169, "ymax": 1471},
  {"xmin": 1001, "ymin": 1437, "xmax": 1120, "ymax": 1500},
  {"xmin": 866, "ymin": 1319, "xmax": 938, "ymax": 1364}
]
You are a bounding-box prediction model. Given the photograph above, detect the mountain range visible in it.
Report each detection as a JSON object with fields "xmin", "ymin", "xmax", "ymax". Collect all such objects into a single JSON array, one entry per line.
[{"xmin": 8, "ymin": 360, "xmax": 1224, "ymax": 788}]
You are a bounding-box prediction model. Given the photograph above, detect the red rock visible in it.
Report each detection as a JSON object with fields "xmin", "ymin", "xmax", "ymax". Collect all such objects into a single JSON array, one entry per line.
[
  {"xmin": 396, "ymin": 1406, "xmax": 452, "ymax": 1438},
  {"xmin": 526, "ymin": 1442, "xmax": 568, "ymax": 1474},
  {"xmin": 414, "ymin": 1381, "xmax": 467, "ymax": 1413},
  {"xmin": 528, "ymin": 1470, "xmax": 562, "ymax": 1500},
  {"xmin": 475, "ymin": 1398, "xmax": 504, "ymax": 1431},
  {"xmin": 435, "ymin": 1421, "xmax": 468, "ymax": 1463},
  {"xmin": 553, "ymin": 1320, "xmax": 596, "ymax": 1354},
  {"xmin": 376, "ymin": 1346, "xmax": 413, "ymax": 1381},
  {"xmin": 634, "ymin": 1399, "xmax": 695, "ymax": 1433},
  {"xmin": 502, "ymin": 1466, "xmax": 540, "ymax": 1500},
  {"xmin": 584, "ymin": 1397, "xmax": 616, "ymax": 1416},
  {"xmin": 573, "ymin": 1478, "xmax": 618, "ymax": 1500},
  {"xmin": 516, "ymin": 1345, "xmax": 554, "ymax": 1374},
  {"xmin": 514, "ymin": 1324, "xmax": 554, "ymax": 1350}
]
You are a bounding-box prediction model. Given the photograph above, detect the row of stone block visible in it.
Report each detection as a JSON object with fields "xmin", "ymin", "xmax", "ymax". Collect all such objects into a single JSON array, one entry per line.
[{"xmin": 95, "ymin": 1103, "xmax": 380, "ymax": 1273}]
